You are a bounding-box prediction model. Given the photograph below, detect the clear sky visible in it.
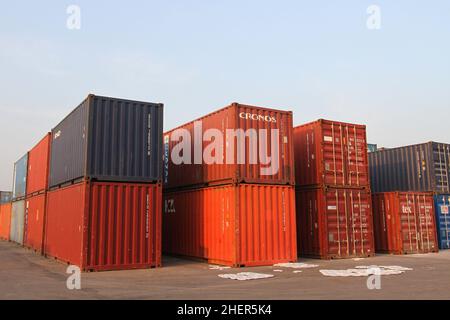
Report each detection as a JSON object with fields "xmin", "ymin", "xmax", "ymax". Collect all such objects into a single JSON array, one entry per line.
[{"xmin": 0, "ymin": 1, "xmax": 449, "ymax": 190}]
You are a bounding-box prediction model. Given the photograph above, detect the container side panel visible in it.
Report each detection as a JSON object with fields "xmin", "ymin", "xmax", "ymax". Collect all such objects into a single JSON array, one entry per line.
[
  {"xmin": 23, "ymin": 193, "xmax": 46, "ymax": 252},
  {"xmin": 26, "ymin": 134, "xmax": 51, "ymax": 195},
  {"xmin": 0, "ymin": 203, "xmax": 12, "ymax": 240},
  {"xmin": 434, "ymin": 194, "xmax": 450, "ymax": 249},
  {"xmin": 10, "ymin": 200, "xmax": 25, "ymax": 244},
  {"xmin": 13, "ymin": 154, "xmax": 28, "ymax": 199}
]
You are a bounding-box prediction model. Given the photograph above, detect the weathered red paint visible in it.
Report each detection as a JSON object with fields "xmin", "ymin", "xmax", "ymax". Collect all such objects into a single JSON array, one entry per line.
[
  {"xmin": 164, "ymin": 103, "xmax": 295, "ymax": 189},
  {"xmin": 296, "ymin": 187, "xmax": 375, "ymax": 259},
  {"xmin": 44, "ymin": 181, "xmax": 161, "ymax": 271},
  {"xmin": 23, "ymin": 193, "xmax": 46, "ymax": 252},
  {"xmin": 294, "ymin": 119, "xmax": 369, "ymax": 188},
  {"xmin": 26, "ymin": 133, "xmax": 51, "ymax": 196},
  {"xmin": 372, "ymin": 192, "xmax": 438, "ymax": 254},
  {"xmin": 0, "ymin": 203, "xmax": 12, "ymax": 240},
  {"xmin": 163, "ymin": 184, "xmax": 297, "ymax": 267}
]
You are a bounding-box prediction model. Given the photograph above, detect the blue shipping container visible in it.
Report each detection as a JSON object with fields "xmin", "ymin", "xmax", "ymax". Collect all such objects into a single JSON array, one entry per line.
[
  {"xmin": 12, "ymin": 153, "xmax": 28, "ymax": 200},
  {"xmin": 434, "ymin": 194, "xmax": 450, "ymax": 249}
]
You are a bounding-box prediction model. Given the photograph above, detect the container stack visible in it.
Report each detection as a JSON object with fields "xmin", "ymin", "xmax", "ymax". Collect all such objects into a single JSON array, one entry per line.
[
  {"xmin": 369, "ymin": 142, "xmax": 448, "ymax": 251},
  {"xmin": 23, "ymin": 133, "xmax": 51, "ymax": 253},
  {"xmin": 162, "ymin": 103, "xmax": 297, "ymax": 267},
  {"xmin": 0, "ymin": 191, "xmax": 12, "ymax": 240},
  {"xmin": 43, "ymin": 94, "xmax": 164, "ymax": 271},
  {"xmin": 10, "ymin": 154, "xmax": 28, "ymax": 245},
  {"xmin": 293, "ymin": 119, "xmax": 375, "ymax": 259}
]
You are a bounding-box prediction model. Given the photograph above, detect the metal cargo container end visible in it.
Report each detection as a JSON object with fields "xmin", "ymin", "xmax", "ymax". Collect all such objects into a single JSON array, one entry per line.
[
  {"xmin": 12, "ymin": 153, "xmax": 28, "ymax": 200},
  {"xmin": 372, "ymin": 192, "xmax": 438, "ymax": 254},
  {"xmin": 26, "ymin": 133, "xmax": 51, "ymax": 196},
  {"xmin": 10, "ymin": 200, "xmax": 25, "ymax": 244},
  {"xmin": 0, "ymin": 203, "xmax": 12, "ymax": 240},
  {"xmin": 296, "ymin": 187, "xmax": 374, "ymax": 259},
  {"xmin": 434, "ymin": 194, "xmax": 450, "ymax": 249},
  {"xmin": 163, "ymin": 184, "xmax": 297, "ymax": 267},
  {"xmin": 0, "ymin": 191, "xmax": 12, "ymax": 204},
  {"xmin": 369, "ymin": 142, "xmax": 450, "ymax": 194},
  {"xmin": 294, "ymin": 119, "xmax": 370, "ymax": 189},
  {"xmin": 163, "ymin": 103, "xmax": 295, "ymax": 190},
  {"xmin": 23, "ymin": 194, "xmax": 46, "ymax": 252},
  {"xmin": 44, "ymin": 181, "xmax": 162, "ymax": 271},
  {"xmin": 49, "ymin": 94, "xmax": 164, "ymax": 188}
]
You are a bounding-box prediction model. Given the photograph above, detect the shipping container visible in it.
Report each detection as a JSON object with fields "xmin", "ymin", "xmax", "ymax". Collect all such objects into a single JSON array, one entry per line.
[
  {"xmin": 163, "ymin": 184, "xmax": 297, "ymax": 267},
  {"xmin": 294, "ymin": 119, "xmax": 370, "ymax": 188},
  {"xmin": 296, "ymin": 187, "xmax": 374, "ymax": 259},
  {"xmin": 27, "ymin": 133, "xmax": 51, "ymax": 196},
  {"xmin": 12, "ymin": 154, "xmax": 28, "ymax": 200},
  {"xmin": 0, "ymin": 191, "xmax": 12, "ymax": 204},
  {"xmin": 367, "ymin": 144, "xmax": 378, "ymax": 153},
  {"xmin": 44, "ymin": 181, "xmax": 161, "ymax": 271},
  {"xmin": 369, "ymin": 142, "xmax": 450, "ymax": 194},
  {"xmin": 372, "ymin": 192, "xmax": 438, "ymax": 254},
  {"xmin": 10, "ymin": 200, "xmax": 25, "ymax": 244},
  {"xmin": 434, "ymin": 194, "xmax": 450, "ymax": 249},
  {"xmin": 163, "ymin": 103, "xmax": 295, "ymax": 190},
  {"xmin": 23, "ymin": 193, "xmax": 46, "ymax": 252},
  {"xmin": 49, "ymin": 95, "xmax": 164, "ymax": 188},
  {"xmin": 0, "ymin": 203, "xmax": 12, "ymax": 240}
]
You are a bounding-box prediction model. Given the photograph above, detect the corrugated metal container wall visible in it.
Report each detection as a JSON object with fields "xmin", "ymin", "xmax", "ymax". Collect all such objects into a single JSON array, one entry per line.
[
  {"xmin": 10, "ymin": 200, "xmax": 25, "ymax": 244},
  {"xmin": 26, "ymin": 133, "xmax": 51, "ymax": 196},
  {"xmin": 163, "ymin": 103, "xmax": 295, "ymax": 190},
  {"xmin": 372, "ymin": 192, "xmax": 438, "ymax": 254},
  {"xmin": 49, "ymin": 95, "xmax": 164, "ymax": 187},
  {"xmin": 0, "ymin": 203, "xmax": 12, "ymax": 240},
  {"xmin": 294, "ymin": 119, "xmax": 370, "ymax": 188},
  {"xmin": 163, "ymin": 184, "xmax": 297, "ymax": 267},
  {"xmin": 296, "ymin": 188, "xmax": 374, "ymax": 259},
  {"xmin": 12, "ymin": 154, "xmax": 28, "ymax": 200},
  {"xmin": 369, "ymin": 142, "xmax": 450, "ymax": 194},
  {"xmin": 44, "ymin": 181, "xmax": 161, "ymax": 271},
  {"xmin": 0, "ymin": 192, "xmax": 12, "ymax": 204},
  {"xmin": 434, "ymin": 194, "xmax": 450, "ymax": 249},
  {"xmin": 23, "ymin": 194, "xmax": 46, "ymax": 252}
]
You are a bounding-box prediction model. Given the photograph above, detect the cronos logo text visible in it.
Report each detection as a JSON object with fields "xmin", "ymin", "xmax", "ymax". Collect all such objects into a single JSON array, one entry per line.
[{"xmin": 239, "ymin": 112, "xmax": 277, "ymax": 123}]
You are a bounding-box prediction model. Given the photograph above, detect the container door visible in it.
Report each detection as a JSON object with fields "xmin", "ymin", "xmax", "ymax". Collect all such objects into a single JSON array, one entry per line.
[
  {"xmin": 346, "ymin": 190, "xmax": 373, "ymax": 256},
  {"xmin": 322, "ymin": 123, "xmax": 345, "ymax": 186},
  {"xmin": 343, "ymin": 125, "xmax": 368, "ymax": 187},
  {"xmin": 324, "ymin": 189, "xmax": 349, "ymax": 257},
  {"xmin": 414, "ymin": 194, "xmax": 436, "ymax": 253},
  {"xmin": 399, "ymin": 194, "xmax": 420, "ymax": 253},
  {"xmin": 435, "ymin": 195, "xmax": 450, "ymax": 249},
  {"xmin": 434, "ymin": 144, "xmax": 450, "ymax": 194}
]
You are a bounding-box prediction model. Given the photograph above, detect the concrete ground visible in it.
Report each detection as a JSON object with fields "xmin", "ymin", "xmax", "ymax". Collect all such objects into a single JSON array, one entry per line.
[{"xmin": 1, "ymin": 240, "xmax": 449, "ymax": 300}]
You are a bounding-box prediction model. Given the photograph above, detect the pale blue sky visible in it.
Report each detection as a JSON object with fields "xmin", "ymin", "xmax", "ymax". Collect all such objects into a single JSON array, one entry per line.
[{"xmin": 0, "ymin": 1, "xmax": 449, "ymax": 189}]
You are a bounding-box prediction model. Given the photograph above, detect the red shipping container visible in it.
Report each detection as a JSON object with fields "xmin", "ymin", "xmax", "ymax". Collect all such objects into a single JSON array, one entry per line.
[
  {"xmin": 294, "ymin": 119, "xmax": 369, "ymax": 188},
  {"xmin": 26, "ymin": 133, "xmax": 51, "ymax": 196},
  {"xmin": 163, "ymin": 103, "xmax": 295, "ymax": 189},
  {"xmin": 163, "ymin": 184, "xmax": 297, "ymax": 267},
  {"xmin": 44, "ymin": 181, "xmax": 161, "ymax": 271},
  {"xmin": 23, "ymin": 193, "xmax": 46, "ymax": 252},
  {"xmin": 0, "ymin": 203, "xmax": 12, "ymax": 240},
  {"xmin": 372, "ymin": 192, "xmax": 438, "ymax": 254},
  {"xmin": 296, "ymin": 187, "xmax": 375, "ymax": 259}
]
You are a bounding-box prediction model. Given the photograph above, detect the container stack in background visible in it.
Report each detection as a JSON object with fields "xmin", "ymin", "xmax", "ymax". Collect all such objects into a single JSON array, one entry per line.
[
  {"xmin": 10, "ymin": 154, "xmax": 28, "ymax": 245},
  {"xmin": 0, "ymin": 191, "xmax": 12, "ymax": 240},
  {"xmin": 369, "ymin": 142, "xmax": 447, "ymax": 252},
  {"xmin": 23, "ymin": 134, "xmax": 51, "ymax": 253},
  {"xmin": 43, "ymin": 95, "xmax": 164, "ymax": 271},
  {"xmin": 293, "ymin": 119, "xmax": 375, "ymax": 259},
  {"xmin": 162, "ymin": 103, "xmax": 297, "ymax": 267}
]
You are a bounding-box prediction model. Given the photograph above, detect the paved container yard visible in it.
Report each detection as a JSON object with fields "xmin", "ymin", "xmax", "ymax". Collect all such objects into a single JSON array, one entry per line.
[{"xmin": 0, "ymin": 240, "xmax": 449, "ymax": 300}]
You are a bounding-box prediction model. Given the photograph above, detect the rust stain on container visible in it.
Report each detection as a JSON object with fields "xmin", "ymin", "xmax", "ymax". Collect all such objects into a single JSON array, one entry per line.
[
  {"xmin": 23, "ymin": 194, "xmax": 46, "ymax": 252},
  {"xmin": 372, "ymin": 192, "xmax": 438, "ymax": 254},
  {"xmin": 296, "ymin": 187, "xmax": 375, "ymax": 259},
  {"xmin": 26, "ymin": 133, "xmax": 51, "ymax": 196},
  {"xmin": 0, "ymin": 203, "xmax": 12, "ymax": 240},
  {"xmin": 294, "ymin": 119, "xmax": 369, "ymax": 188},
  {"xmin": 44, "ymin": 181, "xmax": 161, "ymax": 271},
  {"xmin": 163, "ymin": 103, "xmax": 295, "ymax": 189},
  {"xmin": 163, "ymin": 184, "xmax": 297, "ymax": 267}
]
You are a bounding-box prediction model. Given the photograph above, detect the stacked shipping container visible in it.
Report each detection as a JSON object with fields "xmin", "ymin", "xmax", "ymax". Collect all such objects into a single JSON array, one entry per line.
[
  {"xmin": 369, "ymin": 142, "xmax": 449, "ymax": 250},
  {"xmin": 10, "ymin": 154, "xmax": 28, "ymax": 245},
  {"xmin": 293, "ymin": 119, "xmax": 375, "ymax": 259},
  {"xmin": 163, "ymin": 103, "xmax": 297, "ymax": 267},
  {"xmin": 43, "ymin": 94, "xmax": 164, "ymax": 271}
]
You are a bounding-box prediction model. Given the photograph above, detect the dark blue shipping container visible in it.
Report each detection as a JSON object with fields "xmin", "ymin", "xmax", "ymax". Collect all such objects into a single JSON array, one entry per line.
[
  {"xmin": 0, "ymin": 191, "xmax": 12, "ymax": 204},
  {"xmin": 12, "ymin": 153, "xmax": 28, "ymax": 200},
  {"xmin": 434, "ymin": 194, "xmax": 450, "ymax": 249}
]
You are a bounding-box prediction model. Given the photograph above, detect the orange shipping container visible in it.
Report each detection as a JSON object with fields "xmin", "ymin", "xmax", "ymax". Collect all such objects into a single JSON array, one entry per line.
[
  {"xmin": 44, "ymin": 181, "xmax": 161, "ymax": 271},
  {"xmin": 372, "ymin": 192, "xmax": 438, "ymax": 254},
  {"xmin": 296, "ymin": 187, "xmax": 375, "ymax": 259},
  {"xmin": 0, "ymin": 203, "xmax": 12, "ymax": 240},
  {"xmin": 163, "ymin": 184, "xmax": 297, "ymax": 267},
  {"xmin": 26, "ymin": 133, "xmax": 51, "ymax": 196},
  {"xmin": 23, "ymin": 193, "xmax": 46, "ymax": 252}
]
